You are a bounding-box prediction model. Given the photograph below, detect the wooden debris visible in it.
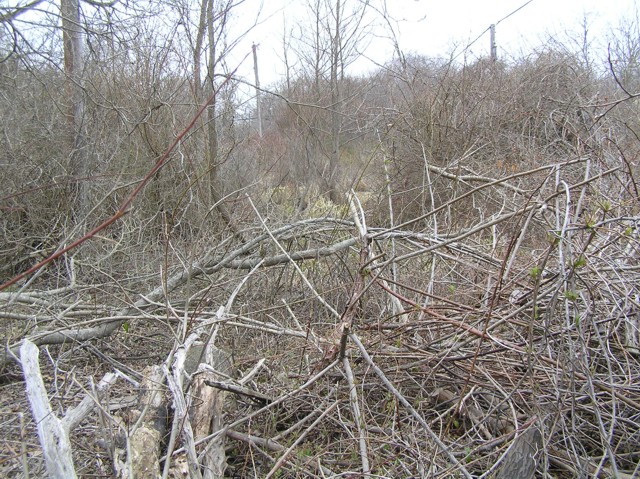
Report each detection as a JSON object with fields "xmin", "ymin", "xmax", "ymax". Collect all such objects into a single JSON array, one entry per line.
[
  {"xmin": 20, "ymin": 340, "xmax": 77, "ymax": 479},
  {"xmin": 127, "ymin": 365, "xmax": 166, "ymax": 479},
  {"xmin": 495, "ymin": 426, "xmax": 543, "ymax": 479},
  {"xmin": 188, "ymin": 344, "xmax": 233, "ymax": 479}
]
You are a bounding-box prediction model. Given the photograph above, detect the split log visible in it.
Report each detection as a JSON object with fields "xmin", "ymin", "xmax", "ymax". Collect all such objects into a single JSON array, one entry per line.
[
  {"xmin": 159, "ymin": 340, "xmax": 235, "ymax": 479},
  {"xmin": 117, "ymin": 349, "xmax": 234, "ymax": 479},
  {"xmin": 127, "ymin": 365, "xmax": 167, "ymax": 479},
  {"xmin": 187, "ymin": 343, "xmax": 233, "ymax": 479}
]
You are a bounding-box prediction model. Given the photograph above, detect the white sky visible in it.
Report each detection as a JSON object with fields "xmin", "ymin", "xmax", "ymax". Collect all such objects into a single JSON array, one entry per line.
[{"xmin": 228, "ymin": 0, "xmax": 638, "ymax": 87}]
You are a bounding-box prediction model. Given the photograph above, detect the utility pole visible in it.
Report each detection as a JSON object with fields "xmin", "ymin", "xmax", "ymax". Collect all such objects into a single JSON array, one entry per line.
[
  {"xmin": 252, "ymin": 43, "xmax": 263, "ymax": 137},
  {"xmin": 489, "ymin": 24, "xmax": 497, "ymax": 62}
]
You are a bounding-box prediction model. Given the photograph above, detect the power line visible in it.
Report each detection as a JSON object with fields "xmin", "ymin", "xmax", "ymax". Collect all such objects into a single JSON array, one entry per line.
[
  {"xmin": 495, "ymin": 0, "xmax": 536, "ymax": 26},
  {"xmin": 452, "ymin": 0, "xmax": 536, "ymax": 62}
]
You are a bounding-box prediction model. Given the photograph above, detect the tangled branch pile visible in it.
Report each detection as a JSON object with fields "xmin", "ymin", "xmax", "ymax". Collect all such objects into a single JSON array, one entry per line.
[
  {"xmin": 1, "ymin": 5, "xmax": 640, "ymax": 476},
  {"xmin": 2, "ymin": 151, "xmax": 638, "ymax": 477}
]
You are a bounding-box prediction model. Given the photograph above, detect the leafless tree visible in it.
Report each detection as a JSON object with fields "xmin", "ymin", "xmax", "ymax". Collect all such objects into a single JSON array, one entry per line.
[{"xmin": 285, "ymin": 0, "xmax": 372, "ymax": 203}]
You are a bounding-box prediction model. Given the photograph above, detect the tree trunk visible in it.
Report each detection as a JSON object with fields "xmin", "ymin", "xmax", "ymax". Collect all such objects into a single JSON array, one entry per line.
[
  {"xmin": 206, "ymin": 0, "xmax": 219, "ymax": 197},
  {"xmin": 61, "ymin": 0, "xmax": 88, "ymax": 221},
  {"xmin": 204, "ymin": 0, "xmax": 239, "ymax": 236},
  {"xmin": 328, "ymin": 0, "xmax": 341, "ymax": 204},
  {"xmin": 193, "ymin": 0, "xmax": 207, "ymax": 103}
]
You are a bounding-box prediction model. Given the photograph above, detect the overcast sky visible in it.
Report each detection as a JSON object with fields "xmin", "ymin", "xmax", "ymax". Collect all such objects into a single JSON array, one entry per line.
[{"xmin": 228, "ymin": 0, "xmax": 638, "ymax": 87}]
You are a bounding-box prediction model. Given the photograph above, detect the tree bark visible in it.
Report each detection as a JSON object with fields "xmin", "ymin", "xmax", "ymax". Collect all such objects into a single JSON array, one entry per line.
[
  {"xmin": 328, "ymin": 0, "xmax": 342, "ymax": 204},
  {"xmin": 126, "ymin": 366, "xmax": 166, "ymax": 479},
  {"xmin": 206, "ymin": 0, "xmax": 219, "ymax": 197},
  {"xmin": 204, "ymin": 0, "xmax": 241, "ymax": 237},
  {"xmin": 61, "ymin": 0, "xmax": 88, "ymax": 220},
  {"xmin": 495, "ymin": 427, "xmax": 543, "ymax": 479}
]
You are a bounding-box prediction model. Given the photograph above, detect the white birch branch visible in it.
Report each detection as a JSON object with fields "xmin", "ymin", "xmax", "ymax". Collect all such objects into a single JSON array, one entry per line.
[{"xmin": 20, "ymin": 340, "xmax": 78, "ymax": 479}]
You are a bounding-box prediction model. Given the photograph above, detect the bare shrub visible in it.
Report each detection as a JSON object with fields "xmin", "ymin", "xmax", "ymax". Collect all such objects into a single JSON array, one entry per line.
[{"xmin": 1, "ymin": 4, "xmax": 640, "ymax": 478}]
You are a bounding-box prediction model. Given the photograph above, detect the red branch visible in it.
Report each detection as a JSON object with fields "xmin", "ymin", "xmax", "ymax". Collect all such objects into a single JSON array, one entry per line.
[{"xmin": 0, "ymin": 76, "xmax": 232, "ymax": 292}]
